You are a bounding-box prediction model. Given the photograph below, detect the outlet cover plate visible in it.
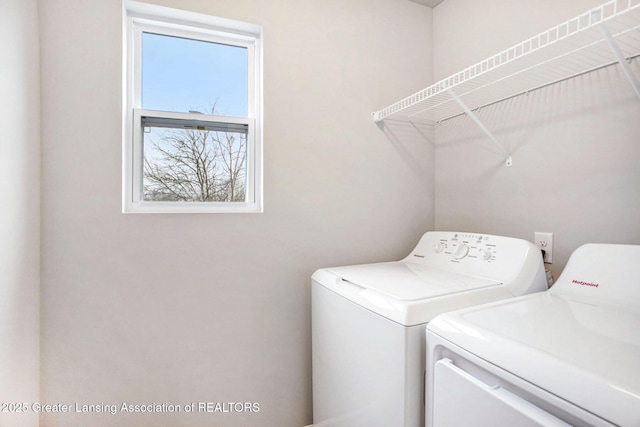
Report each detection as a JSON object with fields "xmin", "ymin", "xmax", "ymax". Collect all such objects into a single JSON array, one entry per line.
[{"xmin": 534, "ymin": 232, "xmax": 553, "ymax": 264}]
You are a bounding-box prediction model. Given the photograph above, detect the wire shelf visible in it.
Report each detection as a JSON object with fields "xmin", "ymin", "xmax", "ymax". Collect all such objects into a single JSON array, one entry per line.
[{"xmin": 372, "ymin": 0, "xmax": 640, "ymax": 124}]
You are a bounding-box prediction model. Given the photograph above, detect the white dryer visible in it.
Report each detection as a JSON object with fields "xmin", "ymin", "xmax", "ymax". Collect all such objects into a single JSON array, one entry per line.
[
  {"xmin": 426, "ymin": 243, "xmax": 640, "ymax": 427},
  {"xmin": 312, "ymin": 231, "xmax": 547, "ymax": 427}
]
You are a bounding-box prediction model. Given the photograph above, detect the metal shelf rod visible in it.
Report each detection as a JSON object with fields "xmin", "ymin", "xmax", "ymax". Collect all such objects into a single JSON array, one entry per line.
[
  {"xmin": 372, "ymin": 0, "xmax": 640, "ymax": 124},
  {"xmin": 437, "ymin": 53, "xmax": 640, "ymax": 124}
]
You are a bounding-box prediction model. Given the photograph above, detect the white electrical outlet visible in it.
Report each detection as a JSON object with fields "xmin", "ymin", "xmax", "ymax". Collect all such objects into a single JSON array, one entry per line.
[{"xmin": 534, "ymin": 232, "xmax": 553, "ymax": 264}]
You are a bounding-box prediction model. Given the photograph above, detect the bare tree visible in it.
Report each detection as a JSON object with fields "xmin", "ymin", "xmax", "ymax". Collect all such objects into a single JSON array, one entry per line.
[
  {"xmin": 143, "ymin": 122, "xmax": 247, "ymax": 202},
  {"xmin": 218, "ymin": 132, "xmax": 247, "ymax": 202}
]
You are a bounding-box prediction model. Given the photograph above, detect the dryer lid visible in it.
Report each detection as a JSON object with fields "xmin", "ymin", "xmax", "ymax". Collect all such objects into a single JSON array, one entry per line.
[
  {"xmin": 428, "ymin": 292, "xmax": 640, "ymax": 426},
  {"xmin": 328, "ymin": 261, "xmax": 501, "ymax": 301}
]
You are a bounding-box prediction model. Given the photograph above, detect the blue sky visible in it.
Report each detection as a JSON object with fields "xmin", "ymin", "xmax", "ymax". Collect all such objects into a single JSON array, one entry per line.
[{"xmin": 141, "ymin": 32, "xmax": 247, "ymax": 117}]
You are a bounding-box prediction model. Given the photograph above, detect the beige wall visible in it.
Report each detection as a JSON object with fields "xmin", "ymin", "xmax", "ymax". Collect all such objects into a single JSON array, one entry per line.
[
  {"xmin": 433, "ymin": 0, "xmax": 640, "ymax": 278},
  {"xmin": 39, "ymin": 0, "xmax": 434, "ymax": 426},
  {"xmin": 0, "ymin": 1, "xmax": 41, "ymax": 426}
]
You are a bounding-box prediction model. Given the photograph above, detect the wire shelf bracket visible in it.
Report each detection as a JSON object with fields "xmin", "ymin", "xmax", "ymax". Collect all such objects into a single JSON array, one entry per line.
[
  {"xmin": 595, "ymin": 10, "xmax": 640, "ymax": 98},
  {"xmin": 447, "ymin": 88, "xmax": 513, "ymax": 166}
]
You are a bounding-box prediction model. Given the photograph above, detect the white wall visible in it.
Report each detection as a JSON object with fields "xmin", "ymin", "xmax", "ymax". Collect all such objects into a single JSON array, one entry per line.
[
  {"xmin": 433, "ymin": 0, "xmax": 640, "ymax": 278},
  {"xmin": 18, "ymin": 1, "xmax": 640, "ymax": 425},
  {"xmin": 0, "ymin": 1, "xmax": 41, "ymax": 426},
  {"xmin": 39, "ymin": 0, "xmax": 434, "ymax": 426}
]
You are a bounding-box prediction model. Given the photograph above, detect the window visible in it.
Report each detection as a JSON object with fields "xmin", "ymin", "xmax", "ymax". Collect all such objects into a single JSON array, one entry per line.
[{"xmin": 124, "ymin": 1, "xmax": 263, "ymax": 213}]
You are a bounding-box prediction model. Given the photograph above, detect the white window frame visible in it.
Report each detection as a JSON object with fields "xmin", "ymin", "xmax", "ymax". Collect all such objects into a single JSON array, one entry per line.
[{"xmin": 123, "ymin": 0, "xmax": 263, "ymax": 213}]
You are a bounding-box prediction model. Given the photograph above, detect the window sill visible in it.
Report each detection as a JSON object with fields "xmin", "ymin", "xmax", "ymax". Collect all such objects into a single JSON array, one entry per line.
[{"xmin": 122, "ymin": 201, "xmax": 263, "ymax": 214}]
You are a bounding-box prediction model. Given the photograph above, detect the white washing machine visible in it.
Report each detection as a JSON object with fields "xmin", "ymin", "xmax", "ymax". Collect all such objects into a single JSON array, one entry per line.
[
  {"xmin": 312, "ymin": 231, "xmax": 547, "ymax": 427},
  {"xmin": 426, "ymin": 243, "xmax": 640, "ymax": 427}
]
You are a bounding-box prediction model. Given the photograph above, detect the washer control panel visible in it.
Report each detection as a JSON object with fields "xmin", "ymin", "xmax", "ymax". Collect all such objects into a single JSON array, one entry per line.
[
  {"xmin": 403, "ymin": 231, "xmax": 545, "ymax": 293},
  {"xmin": 433, "ymin": 233, "xmax": 497, "ymax": 263},
  {"xmin": 404, "ymin": 231, "xmax": 540, "ymax": 282}
]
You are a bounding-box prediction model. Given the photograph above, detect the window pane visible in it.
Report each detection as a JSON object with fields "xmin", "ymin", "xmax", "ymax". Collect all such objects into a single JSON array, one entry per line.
[
  {"xmin": 142, "ymin": 125, "xmax": 248, "ymax": 202},
  {"xmin": 141, "ymin": 32, "xmax": 248, "ymax": 117}
]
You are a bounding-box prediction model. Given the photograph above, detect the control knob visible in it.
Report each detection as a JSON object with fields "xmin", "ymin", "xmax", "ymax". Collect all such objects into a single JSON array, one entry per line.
[
  {"xmin": 453, "ymin": 244, "xmax": 469, "ymax": 260},
  {"xmin": 480, "ymin": 249, "xmax": 493, "ymax": 260}
]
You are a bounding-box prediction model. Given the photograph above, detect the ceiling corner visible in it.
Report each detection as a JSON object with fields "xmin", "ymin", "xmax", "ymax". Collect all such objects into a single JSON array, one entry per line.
[{"xmin": 408, "ymin": 0, "xmax": 445, "ymax": 8}]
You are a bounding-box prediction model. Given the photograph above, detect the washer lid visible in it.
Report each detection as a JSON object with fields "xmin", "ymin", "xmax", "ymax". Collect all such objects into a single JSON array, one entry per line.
[
  {"xmin": 328, "ymin": 261, "xmax": 501, "ymax": 301},
  {"xmin": 428, "ymin": 292, "xmax": 640, "ymax": 426}
]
